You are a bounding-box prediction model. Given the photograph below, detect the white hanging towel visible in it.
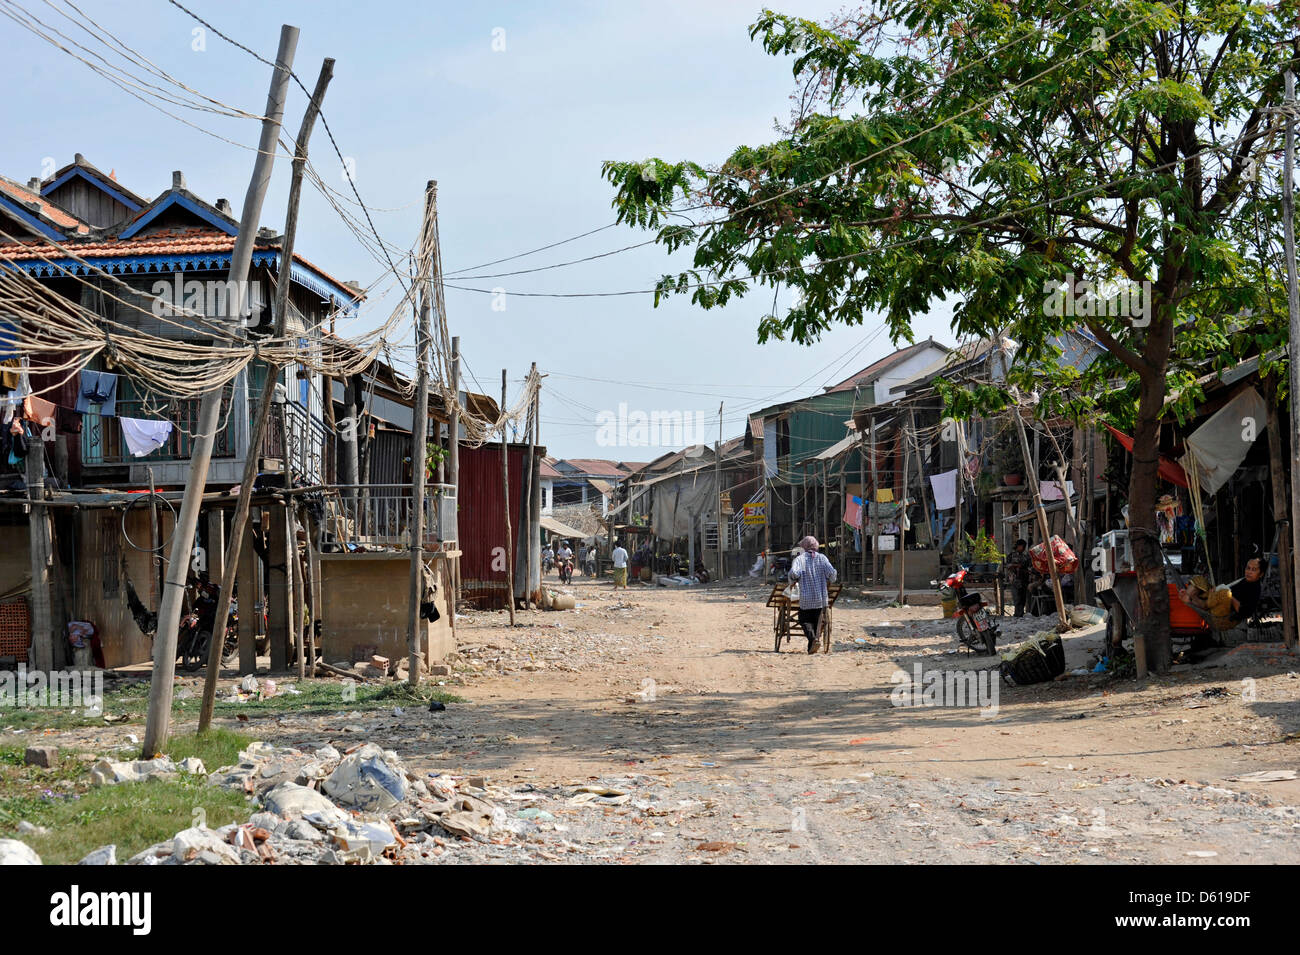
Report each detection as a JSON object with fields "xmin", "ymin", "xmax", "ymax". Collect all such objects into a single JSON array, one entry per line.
[
  {"xmin": 929, "ymin": 469, "xmax": 958, "ymax": 510},
  {"xmin": 120, "ymin": 417, "xmax": 173, "ymax": 457}
]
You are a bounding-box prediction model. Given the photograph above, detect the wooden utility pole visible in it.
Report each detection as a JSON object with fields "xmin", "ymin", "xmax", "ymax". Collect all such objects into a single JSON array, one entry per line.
[
  {"xmin": 149, "ymin": 24, "xmax": 298, "ymax": 755},
  {"xmin": 908, "ymin": 408, "xmax": 935, "ymax": 548},
  {"xmin": 520, "ymin": 362, "xmax": 538, "ymax": 607},
  {"xmin": 763, "ymin": 475, "xmax": 771, "ymax": 578},
  {"xmin": 837, "ymin": 464, "xmax": 846, "ymax": 580},
  {"xmin": 196, "ymin": 50, "xmax": 329, "ymax": 733},
  {"xmin": 955, "ymin": 422, "xmax": 964, "ymax": 564},
  {"xmin": 148, "ymin": 468, "xmax": 164, "ymax": 599},
  {"xmin": 899, "ymin": 419, "xmax": 910, "ymax": 605},
  {"xmin": 1012, "ymin": 408, "xmax": 1069, "ymax": 629},
  {"xmin": 529, "ymin": 373, "xmax": 542, "ymax": 597},
  {"xmin": 501, "ymin": 370, "xmax": 516, "ymax": 626},
  {"xmin": 869, "ymin": 415, "xmax": 881, "ymax": 587},
  {"xmin": 25, "ymin": 439, "xmax": 53, "ymax": 674},
  {"xmin": 1282, "ymin": 68, "xmax": 1300, "ymax": 650},
  {"xmin": 448, "ymin": 336, "xmax": 461, "ymax": 602},
  {"xmin": 406, "ymin": 181, "xmax": 437, "ymax": 684},
  {"xmin": 1265, "ymin": 374, "xmax": 1297, "ymax": 646},
  {"xmin": 715, "ymin": 402, "xmax": 724, "ymax": 580},
  {"xmin": 858, "ymin": 419, "xmax": 866, "ymax": 583}
]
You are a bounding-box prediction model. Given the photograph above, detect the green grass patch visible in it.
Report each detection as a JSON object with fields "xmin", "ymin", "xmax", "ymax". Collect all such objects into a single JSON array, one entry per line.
[
  {"xmin": 3, "ymin": 674, "xmax": 464, "ymax": 735},
  {"xmin": 6, "ymin": 776, "xmax": 251, "ymax": 865},
  {"xmin": 163, "ymin": 728, "xmax": 253, "ymax": 773},
  {"xmin": 0, "ymin": 679, "xmax": 151, "ymax": 731},
  {"xmin": 172, "ymin": 678, "xmax": 462, "ymax": 719},
  {"xmin": 0, "ymin": 729, "xmax": 256, "ymax": 864}
]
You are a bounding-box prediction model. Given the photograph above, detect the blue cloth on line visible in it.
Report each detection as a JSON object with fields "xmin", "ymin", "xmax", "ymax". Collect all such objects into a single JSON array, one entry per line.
[{"xmin": 75, "ymin": 369, "xmax": 118, "ymax": 416}]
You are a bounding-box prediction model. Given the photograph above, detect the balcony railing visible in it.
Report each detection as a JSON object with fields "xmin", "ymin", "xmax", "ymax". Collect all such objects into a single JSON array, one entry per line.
[
  {"xmin": 81, "ymin": 390, "xmax": 235, "ymax": 465},
  {"xmin": 319, "ymin": 483, "xmax": 456, "ymax": 552},
  {"xmin": 263, "ymin": 401, "xmax": 333, "ymax": 485}
]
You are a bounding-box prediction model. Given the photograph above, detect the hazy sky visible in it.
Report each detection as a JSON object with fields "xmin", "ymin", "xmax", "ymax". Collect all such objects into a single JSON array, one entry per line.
[{"xmin": 1, "ymin": 0, "xmax": 956, "ymax": 458}]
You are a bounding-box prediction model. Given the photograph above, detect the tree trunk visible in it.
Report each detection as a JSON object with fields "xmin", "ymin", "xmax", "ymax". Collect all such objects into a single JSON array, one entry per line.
[{"xmin": 1128, "ymin": 372, "xmax": 1172, "ymax": 674}]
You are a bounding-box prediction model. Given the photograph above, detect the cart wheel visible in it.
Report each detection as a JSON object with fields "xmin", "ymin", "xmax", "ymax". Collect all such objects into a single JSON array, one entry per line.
[{"xmin": 820, "ymin": 609, "xmax": 832, "ymax": 653}]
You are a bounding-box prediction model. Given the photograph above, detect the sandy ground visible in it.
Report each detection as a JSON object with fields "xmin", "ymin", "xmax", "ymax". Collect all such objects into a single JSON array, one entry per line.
[
  {"xmin": 9, "ymin": 574, "xmax": 1300, "ymax": 864},
  {"xmin": 415, "ymin": 575, "xmax": 1300, "ymax": 863}
]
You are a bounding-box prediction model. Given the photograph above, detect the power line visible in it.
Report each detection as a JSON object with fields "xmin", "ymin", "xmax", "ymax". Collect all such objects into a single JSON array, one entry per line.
[{"xmin": 443, "ymin": 7, "xmax": 1149, "ymax": 283}]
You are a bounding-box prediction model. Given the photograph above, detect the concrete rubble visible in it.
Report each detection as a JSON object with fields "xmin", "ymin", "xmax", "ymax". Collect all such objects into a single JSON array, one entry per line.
[
  {"xmin": 55, "ymin": 739, "xmax": 649, "ymax": 865},
  {"xmin": 0, "ymin": 838, "xmax": 42, "ymax": 865}
]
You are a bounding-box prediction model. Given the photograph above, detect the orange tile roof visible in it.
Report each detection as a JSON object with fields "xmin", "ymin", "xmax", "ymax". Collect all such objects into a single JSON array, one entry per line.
[
  {"xmin": 0, "ymin": 176, "xmax": 89, "ymax": 234},
  {"xmin": 0, "ymin": 228, "xmax": 360, "ymax": 303}
]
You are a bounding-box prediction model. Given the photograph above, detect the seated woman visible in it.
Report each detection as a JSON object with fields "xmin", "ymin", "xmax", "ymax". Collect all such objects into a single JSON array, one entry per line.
[{"xmin": 1178, "ymin": 558, "xmax": 1263, "ymax": 629}]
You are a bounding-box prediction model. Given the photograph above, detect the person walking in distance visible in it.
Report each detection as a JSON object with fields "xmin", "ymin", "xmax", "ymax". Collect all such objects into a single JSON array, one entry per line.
[
  {"xmin": 788, "ymin": 536, "xmax": 837, "ymax": 654},
  {"xmin": 611, "ymin": 539, "xmax": 629, "ymax": 590}
]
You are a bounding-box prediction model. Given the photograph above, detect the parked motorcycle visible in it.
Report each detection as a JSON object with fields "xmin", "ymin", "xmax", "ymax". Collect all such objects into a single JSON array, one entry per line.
[
  {"xmin": 177, "ymin": 581, "xmax": 239, "ymax": 672},
  {"xmin": 939, "ymin": 567, "xmax": 1000, "ymax": 655}
]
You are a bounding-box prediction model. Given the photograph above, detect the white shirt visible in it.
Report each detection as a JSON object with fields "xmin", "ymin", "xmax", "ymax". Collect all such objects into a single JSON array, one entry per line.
[
  {"xmin": 612, "ymin": 546, "xmax": 628, "ymax": 568},
  {"xmin": 558, "ymin": 547, "xmax": 572, "ymax": 560}
]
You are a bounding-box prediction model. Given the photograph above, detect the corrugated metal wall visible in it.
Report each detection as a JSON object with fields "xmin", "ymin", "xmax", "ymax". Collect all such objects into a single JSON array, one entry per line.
[{"xmin": 458, "ymin": 443, "xmax": 529, "ymax": 609}]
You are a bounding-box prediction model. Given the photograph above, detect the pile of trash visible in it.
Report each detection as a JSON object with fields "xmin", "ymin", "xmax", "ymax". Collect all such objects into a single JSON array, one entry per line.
[{"xmin": 121, "ymin": 741, "xmax": 511, "ymax": 865}]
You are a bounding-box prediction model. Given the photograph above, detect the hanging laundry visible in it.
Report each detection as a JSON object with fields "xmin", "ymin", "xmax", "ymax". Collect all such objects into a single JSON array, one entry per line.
[
  {"xmin": 0, "ymin": 358, "xmax": 19, "ymax": 391},
  {"xmin": 75, "ymin": 369, "xmax": 118, "ymax": 416},
  {"xmin": 7, "ymin": 418, "xmax": 28, "ymax": 465},
  {"xmin": 120, "ymin": 417, "xmax": 173, "ymax": 457},
  {"xmin": 1041, "ymin": 479, "xmax": 1074, "ymax": 502},
  {"xmin": 22, "ymin": 394, "xmax": 55, "ymax": 428},
  {"xmin": 843, "ymin": 494, "xmax": 862, "ymax": 529},
  {"xmin": 929, "ymin": 469, "xmax": 958, "ymax": 510}
]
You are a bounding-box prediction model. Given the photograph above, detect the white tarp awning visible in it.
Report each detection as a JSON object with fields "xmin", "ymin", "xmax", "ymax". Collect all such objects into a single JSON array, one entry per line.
[
  {"xmin": 540, "ymin": 516, "xmax": 589, "ymax": 541},
  {"xmin": 1181, "ymin": 387, "xmax": 1267, "ymax": 495}
]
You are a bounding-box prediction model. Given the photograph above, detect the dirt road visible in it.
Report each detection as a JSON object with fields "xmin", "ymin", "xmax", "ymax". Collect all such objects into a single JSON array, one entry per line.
[{"xmin": 411, "ymin": 575, "xmax": 1300, "ymax": 863}]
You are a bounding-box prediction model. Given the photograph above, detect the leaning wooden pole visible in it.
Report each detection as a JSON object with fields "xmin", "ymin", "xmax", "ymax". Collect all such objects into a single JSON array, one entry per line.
[
  {"xmin": 152, "ymin": 25, "xmax": 299, "ymax": 753},
  {"xmin": 197, "ymin": 53, "xmax": 331, "ymax": 733}
]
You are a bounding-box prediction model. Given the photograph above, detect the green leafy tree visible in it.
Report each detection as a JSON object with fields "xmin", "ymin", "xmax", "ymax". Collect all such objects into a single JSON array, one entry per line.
[{"xmin": 603, "ymin": 1, "xmax": 1296, "ymax": 671}]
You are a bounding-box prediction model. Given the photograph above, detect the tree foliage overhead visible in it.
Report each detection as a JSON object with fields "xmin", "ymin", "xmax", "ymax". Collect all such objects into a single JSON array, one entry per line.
[{"xmin": 604, "ymin": 0, "xmax": 1295, "ymax": 422}]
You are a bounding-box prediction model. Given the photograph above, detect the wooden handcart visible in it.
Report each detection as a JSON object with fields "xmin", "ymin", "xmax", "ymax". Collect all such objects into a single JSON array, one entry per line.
[{"xmin": 767, "ymin": 581, "xmax": 842, "ymax": 653}]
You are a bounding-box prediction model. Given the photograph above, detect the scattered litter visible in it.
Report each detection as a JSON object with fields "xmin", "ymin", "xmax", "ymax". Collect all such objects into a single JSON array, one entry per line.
[{"xmin": 1225, "ymin": 770, "xmax": 1297, "ymax": 783}]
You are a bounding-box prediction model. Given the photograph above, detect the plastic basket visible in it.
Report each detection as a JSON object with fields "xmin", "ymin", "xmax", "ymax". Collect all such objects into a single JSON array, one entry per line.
[{"xmin": 1000, "ymin": 633, "xmax": 1065, "ymax": 685}]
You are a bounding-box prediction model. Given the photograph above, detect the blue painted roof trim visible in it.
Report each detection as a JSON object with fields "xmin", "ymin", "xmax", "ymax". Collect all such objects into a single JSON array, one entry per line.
[
  {"xmin": 0, "ymin": 195, "xmax": 66, "ymax": 241},
  {"xmin": 257, "ymin": 252, "xmax": 362, "ymax": 308},
  {"xmin": 6, "ymin": 250, "xmax": 360, "ymax": 312},
  {"xmin": 41, "ymin": 167, "xmax": 142, "ymax": 212},
  {"xmin": 120, "ymin": 193, "xmax": 237, "ymax": 239}
]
